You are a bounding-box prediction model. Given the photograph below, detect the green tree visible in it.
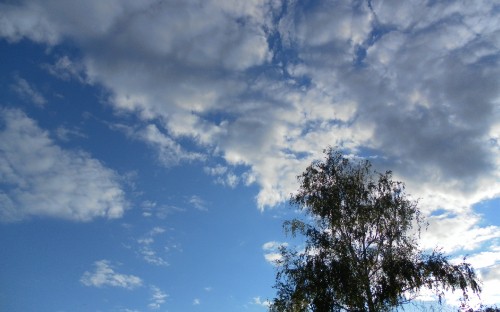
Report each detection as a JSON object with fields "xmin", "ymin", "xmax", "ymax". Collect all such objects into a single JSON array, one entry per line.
[{"xmin": 270, "ymin": 148, "xmax": 480, "ymax": 312}]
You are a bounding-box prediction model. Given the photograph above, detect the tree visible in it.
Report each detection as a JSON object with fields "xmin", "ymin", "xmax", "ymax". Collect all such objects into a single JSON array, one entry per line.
[{"xmin": 270, "ymin": 148, "xmax": 481, "ymax": 312}]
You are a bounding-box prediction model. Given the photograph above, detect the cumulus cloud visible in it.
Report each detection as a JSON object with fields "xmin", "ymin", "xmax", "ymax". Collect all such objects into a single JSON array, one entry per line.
[
  {"xmin": 0, "ymin": 108, "xmax": 128, "ymax": 222},
  {"xmin": 1, "ymin": 0, "xmax": 498, "ymax": 213},
  {"xmin": 80, "ymin": 260, "xmax": 142, "ymax": 289}
]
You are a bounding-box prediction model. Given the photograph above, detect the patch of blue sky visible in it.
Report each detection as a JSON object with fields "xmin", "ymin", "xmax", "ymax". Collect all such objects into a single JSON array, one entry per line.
[
  {"xmin": 0, "ymin": 219, "xmax": 135, "ymax": 311},
  {"xmin": 353, "ymin": 22, "xmax": 397, "ymax": 67},
  {"xmin": 281, "ymin": 147, "xmax": 311, "ymax": 160},
  {"xmin": 299, "ymin": 118, "xmax": 350, "ymax": 138},
  {"xmin": 473, "ymin": 198, "xmax": 500, "ymax": 228},
  {"xmin": 196, "ymin": 109, "xmax": 238, "ymax": 126},
  {"xmin": 428, "ymin": 208, "xmax": 451, "ymax": 218}
]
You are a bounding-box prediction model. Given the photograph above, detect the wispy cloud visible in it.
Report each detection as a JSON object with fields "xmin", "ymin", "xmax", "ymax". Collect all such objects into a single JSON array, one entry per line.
[
  {"xmin": 80, "ymin": 260, "xmax": 142, "ymax": 289},
  {"xmin": 43, "ymin": 55, "xmax": 87, "ymax": 82},
  {"xmin": 253, "ymin": 296, "xmax": 271, "ymax": 307},
  {"xmin": 189, "ymin": 195, "xmax": 208, "ymax": 211},
  {"xmin": 140, "ymin": 200, "xmax": 185, "ymax": 219},
  {"xmin": 138, "ymin": 124, "xmax": 205, "ymax": 167},
  {"xmin": 135, "ymin": 226, "xmax": 170, "ymax": 266},
  {"xmin": 139, "ymin": 247, "xmax": 169, "ymax": 266},
  {"xmin": 148, "ymin": 285, "xmax": 168, "ymax": 310},
  {"xmin": 0, "ymin": 108, "xmax": 128, "ymax": 222},
  {"xmin": 54, "ymin": 125, "xmax": 88, "ymax": 142},
  {"xmin": 10, "ymin": 74, "xmax": 47, "ymax": 106}
]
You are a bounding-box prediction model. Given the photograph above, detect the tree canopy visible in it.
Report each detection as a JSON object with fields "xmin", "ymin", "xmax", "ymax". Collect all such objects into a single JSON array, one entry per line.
[{"xmin": 270, "ymin": 148, "xmax": 481, "ymax": 312}]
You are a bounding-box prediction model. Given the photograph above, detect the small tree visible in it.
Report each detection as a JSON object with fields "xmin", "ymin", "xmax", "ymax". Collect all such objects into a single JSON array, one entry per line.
[{"xmin": 270, "ymin": 148, "xmax": 480, "ymax": 312}]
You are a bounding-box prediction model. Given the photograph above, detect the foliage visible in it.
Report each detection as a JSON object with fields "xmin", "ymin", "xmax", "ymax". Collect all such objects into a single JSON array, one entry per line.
[{"xmin": 270, "ymin": 148, "xmax": 481, "ymax": 312}]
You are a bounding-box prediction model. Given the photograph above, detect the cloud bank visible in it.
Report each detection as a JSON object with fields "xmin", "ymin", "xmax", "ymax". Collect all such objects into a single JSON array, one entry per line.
[{"xmin": 1, "ymin": 0, "xmax": 498, "ymax": 244}]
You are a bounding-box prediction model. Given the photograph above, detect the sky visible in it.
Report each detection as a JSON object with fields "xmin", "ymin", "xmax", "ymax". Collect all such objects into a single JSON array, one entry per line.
[{"xmin": 0, "ymin": 0, "xmax": 499, "ymax": 311}]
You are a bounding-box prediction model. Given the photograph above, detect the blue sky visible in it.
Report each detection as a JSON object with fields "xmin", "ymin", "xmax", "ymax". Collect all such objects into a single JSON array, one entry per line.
[{"xmin": 0, "ymin": 1, "xmax": 499, "ymax": 311}]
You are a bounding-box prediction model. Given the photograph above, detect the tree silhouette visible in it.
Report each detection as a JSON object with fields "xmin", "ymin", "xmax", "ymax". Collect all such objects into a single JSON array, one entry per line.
[{"xmin": 270, "ymin": 148, "xmax": 480, "ymax": 312}]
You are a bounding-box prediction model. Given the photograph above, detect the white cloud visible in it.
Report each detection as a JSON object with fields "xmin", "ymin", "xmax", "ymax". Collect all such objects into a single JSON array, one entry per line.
[
  {"xmin": 139, "ymin": 246, "xmax": 169, "ymax": 267},
  {"xmin": 450, "ymin": 248, "xmax": 500, "ymax": 306},
  {"xmin": 204, "ymin": 165, "xmax": 242, "ymax": 188},
  {"xmin": 110, "ymin": 121, "xmax": 205, "ymax": 167},
  {"xmin": 150, "ymin": 227, "xmax": 166, "ymax": 235},
  {"xmin": 54, "ymin": 125, "xmax": 87, "ymax": 142},
  {"xmin": 264, "ymin": 252, "xmax": 283, "ymax": 264},
  {"xmin": 262, "ymin": 241, "xmax": 288, "ymax": 265},
  {"xmin": 262, "ymin": 241, "xmax": 285, "ymax": 251},
  {"xmin": 148, "ymin": 285, "xmax": 168, "ymax": 310},
  {"xmin": 463, "ymin": 247, "xmax": 500, "ymax": 270},
  {"xmin": 421, "ymin": 212, "xmax": 500, "ymax": 253},
  {"xmin": 189, "ymin": 195, "xmax": 208, "ymax": 211},
  {"xmin": 0, "ymin": 1, "xmax": 60, "ymax": 44},
  {"xmin": 0, "ymin": 108, "xmax": 128, "ymax": 222},
  {"xmin": 43, "ymin": 55, "xmax": 87, "ymax": 83},
  {"xmin": 136, "ymin": 227, "xmax": 169, "ymax": 266},
  {"xmin": 140, "ymin": 200, "xmax": 185, "ymax": 219},
  {"xmin": 253, "ymin": 296, "xmax": 271, "ymax": 307},
  {"xmin": 1, "ymin": 0, "xmax": 498, "ymax": 214},
  {"xmin": 80, "ymin": 260, "xmax": 142, "ymax": 289},
  {"xmin": 138, "ymin": 124, "xmax": 205, "ymax": 167},
  {"xmin": 478, "ymin": 264, "xmax": 500, "ymax": 305},
  {"xmin": 193, "ymin": 298, "xmax": 200, "ymax": 305},
  {"xmin": 414, "ymin": 262, "xmax": 500, "ymax": 308}
]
